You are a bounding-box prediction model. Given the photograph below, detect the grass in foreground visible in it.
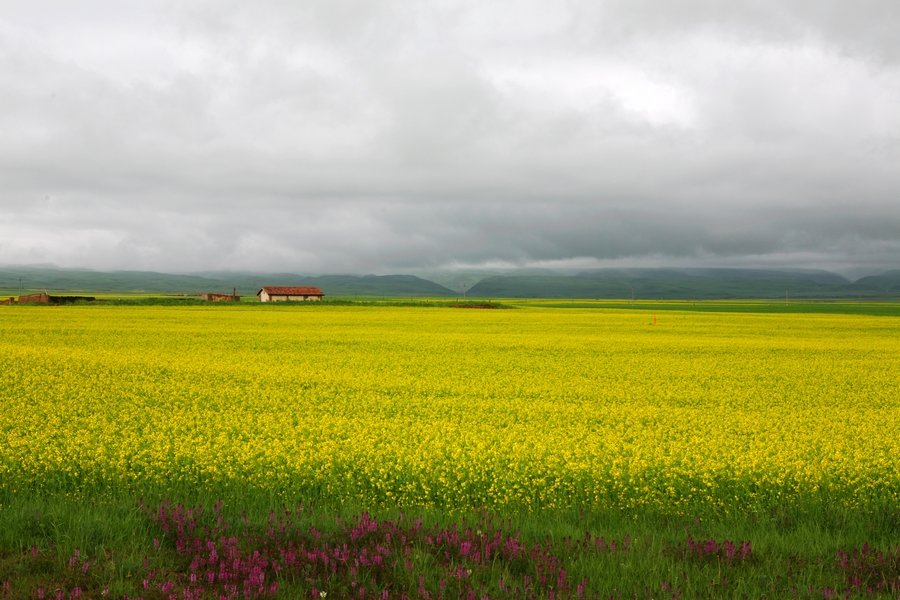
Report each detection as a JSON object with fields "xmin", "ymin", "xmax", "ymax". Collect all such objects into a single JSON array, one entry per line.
[{"xmin": 1, "ymin": 495, "xmax": 898, "ymax": 599}]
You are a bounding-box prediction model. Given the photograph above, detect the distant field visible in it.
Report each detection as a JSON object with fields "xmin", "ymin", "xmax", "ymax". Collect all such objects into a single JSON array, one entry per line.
[
  {"xmin": 1, "ymin": 303, "xmax": 898, "ymax": 597},
  {"xmin": 512, "ymin": 298, "xmax": 900, "ymax": 316},
  {"xmin": 7, "ymin": 290, "xmax": 900, "ymax": 316}
]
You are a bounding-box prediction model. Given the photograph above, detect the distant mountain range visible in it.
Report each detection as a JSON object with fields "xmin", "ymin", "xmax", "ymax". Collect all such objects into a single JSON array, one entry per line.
[
  {"xmin": 467, "ymin": 268, "xmax": 900, "ymax": 299},
  {"xmin": 1, "ymin": 266, "xmax": 899, "ymax": 299},
  {"xmin": 0, "ymin": 267, "xmax": 457, "ymax": 297}
]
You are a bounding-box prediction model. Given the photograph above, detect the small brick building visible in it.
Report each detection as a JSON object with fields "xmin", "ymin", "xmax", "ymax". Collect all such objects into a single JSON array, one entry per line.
[{"xmin": 199, "ymin": 293, "xmax": 241, "ymax": 302}]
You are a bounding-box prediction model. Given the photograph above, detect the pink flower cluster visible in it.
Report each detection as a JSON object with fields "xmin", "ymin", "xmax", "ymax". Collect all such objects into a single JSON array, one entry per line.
[
  {"xmin": 141, "ymin": 501, "xmax": 606, "ymax": 599},
  {"xmin": 684, "ymin": 536, "xmax": 752, "ymax": 563},
  {"xmin": 832, "ymin": 543, "xmax": 900, "ymax": 597}
]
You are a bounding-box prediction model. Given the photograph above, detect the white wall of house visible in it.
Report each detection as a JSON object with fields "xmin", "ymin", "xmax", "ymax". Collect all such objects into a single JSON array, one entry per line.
[{"xmin": 258, "ymin": 291, "xmax": 323, "ymax": 302}]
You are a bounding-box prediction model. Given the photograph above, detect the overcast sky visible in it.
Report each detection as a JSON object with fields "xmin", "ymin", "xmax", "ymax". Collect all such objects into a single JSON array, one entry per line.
[{"xmin": 1, "ymin": 1, "xmax": 899, "ymax": 275}]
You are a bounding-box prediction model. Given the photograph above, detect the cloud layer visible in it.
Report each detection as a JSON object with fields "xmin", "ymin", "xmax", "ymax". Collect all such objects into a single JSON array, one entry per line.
[{"xmin": 2, "ymin": 1, "xmax": 899, "ymax": 274}]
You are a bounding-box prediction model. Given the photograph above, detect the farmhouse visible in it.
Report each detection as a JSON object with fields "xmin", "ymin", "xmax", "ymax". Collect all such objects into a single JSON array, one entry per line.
[{"xmin": 257, "ymin": 286, "xmax": 324, "ymax": 302}]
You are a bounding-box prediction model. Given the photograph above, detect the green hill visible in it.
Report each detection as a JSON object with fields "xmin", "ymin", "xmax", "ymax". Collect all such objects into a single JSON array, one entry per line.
[
  {"xmin": 844, "ymin": 270, "xmax": 900, "ymax": 294},
  {"xmin": 466, "ymin": 268, "xmax": 877, "ymax": 299},
  {"xmin": 0, "ymin": 267, "xmax": 220, "ymax": 295},
  {"xmin": 298, "ymin": 275, "xmax": 456, "ymax": 297}
]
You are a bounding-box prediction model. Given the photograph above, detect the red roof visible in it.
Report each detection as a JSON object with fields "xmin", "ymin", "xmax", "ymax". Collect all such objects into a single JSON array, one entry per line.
[{"xmin": 258, "ymin": 286, "xmax": 324, "ymax": 296}]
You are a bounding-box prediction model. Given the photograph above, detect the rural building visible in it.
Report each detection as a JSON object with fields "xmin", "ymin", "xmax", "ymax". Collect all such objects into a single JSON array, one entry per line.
[
  {"xmin": 18, "ymin": 293, "xmax": 51, "ymax": 304},
  {"xmin": 257, "ymin": 286, "xmax": 324, "ymax": 302},
  {"xmin": 17, "ymin": 293, "xmax": 96, "ymax": 305},
  {"xmin": 199, "ymin": 292, "xmax": 241, "ymax": 302}
]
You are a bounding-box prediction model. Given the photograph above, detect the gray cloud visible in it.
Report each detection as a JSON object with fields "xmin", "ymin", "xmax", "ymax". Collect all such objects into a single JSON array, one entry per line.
[{"xmin": 1, "ymin": 1, "xmax": 899, "ymax": 275}]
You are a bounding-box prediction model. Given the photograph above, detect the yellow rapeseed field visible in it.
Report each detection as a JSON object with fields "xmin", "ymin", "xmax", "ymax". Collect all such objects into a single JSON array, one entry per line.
[{"xmin": 1, "ymin": 304, "xmax": 898, "ymax": 514}]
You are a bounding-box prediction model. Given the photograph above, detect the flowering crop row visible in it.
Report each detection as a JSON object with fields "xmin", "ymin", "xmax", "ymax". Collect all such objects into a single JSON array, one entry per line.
[{"xmin": 0, "ymin": 305, "xmax": 898, "ymax": 514}]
